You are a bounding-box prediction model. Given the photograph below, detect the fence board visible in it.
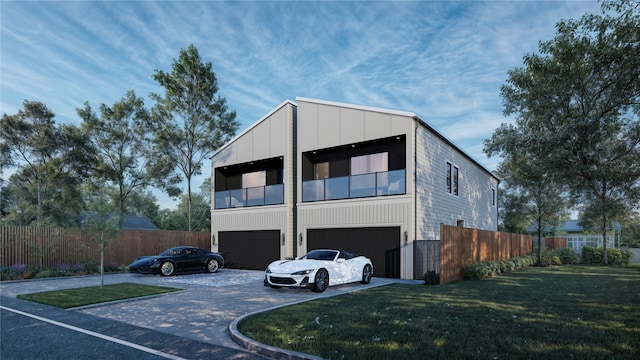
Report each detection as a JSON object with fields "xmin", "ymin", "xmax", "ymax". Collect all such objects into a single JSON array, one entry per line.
[
  {"xmin": 439, "ymin": 224, "xmax": 533, "ymax": 284},
  {"xmin": 1, "ymin": 225, "xmax": 211, "ymax": 269}
]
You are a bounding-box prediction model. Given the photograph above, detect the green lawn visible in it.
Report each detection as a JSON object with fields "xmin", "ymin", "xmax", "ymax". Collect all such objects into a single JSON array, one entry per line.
[
  {"xmin": 17, "ymin": 283, "xmax": 181, "ymax": 309},
  {"xmin": 238, "ymin": 266, "xmax": 640, "ymax": 359}
]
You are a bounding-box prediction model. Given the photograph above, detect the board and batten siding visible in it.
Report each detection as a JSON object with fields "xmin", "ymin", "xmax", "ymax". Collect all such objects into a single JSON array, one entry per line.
[
  {"xmin": 296, "ymin": 98, "xmax": 414, "ymax": 153},
  {"xmin": 415, "ymin": 123, "xmax": 498, "ymax": 240},
  {"xmin": 211, "ymin": 101, "xmax": 296, "ymax": 260}
]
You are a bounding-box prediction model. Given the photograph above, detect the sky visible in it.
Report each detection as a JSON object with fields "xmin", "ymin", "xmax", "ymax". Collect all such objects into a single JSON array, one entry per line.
[{"xmin": 1, "ymin": 0, "xmax": 602, "ymax": 210}]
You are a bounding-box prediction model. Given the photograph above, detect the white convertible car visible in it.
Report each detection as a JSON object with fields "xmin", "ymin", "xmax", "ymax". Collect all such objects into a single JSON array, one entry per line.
[{"xmin": 264, "ymin": 249, "xmax": 373, "ymax": 292}]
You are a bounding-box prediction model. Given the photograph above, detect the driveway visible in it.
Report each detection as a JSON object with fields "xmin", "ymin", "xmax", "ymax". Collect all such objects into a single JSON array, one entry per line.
[{"xmin": 1, "ymin": 270, "xmax": 420, "ymax": 359}]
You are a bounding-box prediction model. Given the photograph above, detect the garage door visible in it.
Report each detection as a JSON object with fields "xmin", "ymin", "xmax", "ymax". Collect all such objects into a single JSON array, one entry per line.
[
  {"xmin": 307, "ymin": 227, "xmax": 400, "ymax": 278},
  {"xmin": 218, "ymin": 230, "xmax": 280, "ymax": 270}
]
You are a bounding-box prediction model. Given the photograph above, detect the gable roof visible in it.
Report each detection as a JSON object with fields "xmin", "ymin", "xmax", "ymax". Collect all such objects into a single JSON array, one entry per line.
[{"xmin": 121, "ymin": 215, "xmax": 158, "ymax": 230}]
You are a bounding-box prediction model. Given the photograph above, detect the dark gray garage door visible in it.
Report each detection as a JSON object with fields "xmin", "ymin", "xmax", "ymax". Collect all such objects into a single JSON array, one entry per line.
[
  {"xmin": 307, "ymin": 227, "xmax": 400, "ymax": 278},
  {"xmin": 218, "ymin": 230, "xmax": 280, "ymax": 270}
]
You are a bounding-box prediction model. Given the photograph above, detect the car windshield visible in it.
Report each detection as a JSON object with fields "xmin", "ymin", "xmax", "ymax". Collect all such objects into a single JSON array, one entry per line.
[{"xmin": 302, "ymin": 250, "xmax": 338, "ymax": 261}]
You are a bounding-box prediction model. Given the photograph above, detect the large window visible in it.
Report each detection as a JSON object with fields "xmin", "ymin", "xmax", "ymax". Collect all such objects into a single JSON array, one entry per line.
[
  {"xmin": 243, "ymin": 171, "xmax": 266, "ymax": 188},
  {"xmin": 214, "ymin": 158, "xmax": 284, "ymax": 209},
  {"xmin": 302, "ymin": 135, "xmax": 406, "ymax": 202},
  {"xmin": 351, "ymin": 152, "xmax": 388, "ymax": 175}
]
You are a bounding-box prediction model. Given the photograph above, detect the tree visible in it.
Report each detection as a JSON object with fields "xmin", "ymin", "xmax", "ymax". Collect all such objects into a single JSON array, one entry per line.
[
  {"xmin": 78, "ymin": 90, "xmax": 179, "ymax": 216},
  {"xmin": 485, "ymin": 124, "xmax": 570, "ymax": 264},
  {"xmin": 151, "ymin": 44, "xmax": 238, "ymax": 231},
  {"xmin": 156, "ymin": 179, "xmax": 211, "ymax": 231},
  {"xmin": 1, "ymin": 101, "xmax": 95, "ymax": 226},
  {"xmin": 499, "ymin": 0, "xmax": 640, "ymax": 264},
  {"xmin": 81, "ymin": 185, "xmax": 121, "ymax": 287}
]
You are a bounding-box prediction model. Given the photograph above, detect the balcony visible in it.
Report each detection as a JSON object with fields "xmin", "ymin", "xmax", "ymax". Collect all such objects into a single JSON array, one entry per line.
[
  {"xmin": 303, "ymin": 169, "xmax": 405, "ymax": 202},
  {"xmin": 215, "ymin": 183, "xmax": 284, "ymax": 209}
]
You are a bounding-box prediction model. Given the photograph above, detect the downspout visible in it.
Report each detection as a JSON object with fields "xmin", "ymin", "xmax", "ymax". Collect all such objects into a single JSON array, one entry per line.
[{"xmin": 414, "ymin": 120, "xmax": 419, "ymax": 279}]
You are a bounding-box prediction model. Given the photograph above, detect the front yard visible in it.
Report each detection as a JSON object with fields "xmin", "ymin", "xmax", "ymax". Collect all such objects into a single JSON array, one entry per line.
[{"xmin": 239, "ymin": 265, "xmax": 640, "ymax": 359}]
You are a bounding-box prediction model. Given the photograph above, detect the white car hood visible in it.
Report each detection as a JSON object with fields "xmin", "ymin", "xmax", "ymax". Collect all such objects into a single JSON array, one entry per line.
[{"xmin": 268, "ymin": 259, "xmax": 326, "ymax": 273}]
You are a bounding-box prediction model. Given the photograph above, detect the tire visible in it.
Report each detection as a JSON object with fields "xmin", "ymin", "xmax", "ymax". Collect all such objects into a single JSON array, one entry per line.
[
  {"xmin": 361, "ymin": 264, "xmax": 373, "ymax": 284},
  {"xmin": 312, "ymin": 268, "xmax": 329, "ymax": 293},
  {"xmin": 160, "ymin": 261, "xmax": 175, "ymax": 276},
  {"xmin": 206, "ymin": 258, "xmax": 219, "ymax": 273}
]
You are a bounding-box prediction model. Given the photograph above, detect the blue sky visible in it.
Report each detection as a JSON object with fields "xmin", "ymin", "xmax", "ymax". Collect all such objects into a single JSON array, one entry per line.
[{"xmin": 1, "ymin": 1, "xmax": 601, "ymax": 209}]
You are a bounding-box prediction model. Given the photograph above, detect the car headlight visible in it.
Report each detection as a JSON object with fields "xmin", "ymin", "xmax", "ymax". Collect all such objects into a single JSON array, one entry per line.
[
  {"xmin": 266, "ymin": 268, "xmax": 271, "ymax": 274},
  {"xmin": 291, "ymin": 269, "xmax": 314, "ymax": 275}
]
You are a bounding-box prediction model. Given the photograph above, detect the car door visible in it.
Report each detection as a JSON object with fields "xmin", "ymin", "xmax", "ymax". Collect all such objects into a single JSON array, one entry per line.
[{"xmin": 174, "ymin": 249, "xmax": 197, "ymax": 271}]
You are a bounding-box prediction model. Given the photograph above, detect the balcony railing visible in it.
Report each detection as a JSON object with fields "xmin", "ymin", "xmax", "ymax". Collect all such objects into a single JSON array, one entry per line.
[
  {"xmin": 303, "ymin": 169, "xmax": 406, "ymax": 202},
  {"xmin": 215, "ymin": 183, "xmax": 284, "ymax": 209}
]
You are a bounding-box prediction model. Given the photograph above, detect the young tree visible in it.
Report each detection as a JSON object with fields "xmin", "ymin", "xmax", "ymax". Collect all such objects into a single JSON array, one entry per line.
[
  {"xmin": 78, "ymin": 90, "xmax": 179, "ymax": 216},
  {"xmin": 151, "ymin": 44, "xmax": 238, "ymax": 231},
  {"xmin": 81, "ymin": 186, "xmax": 121, "ymax": 287},
  {"xmin": 499, "ymin": 0, "xmax": 640, "ymax": 264},
  {"xmin": 1, "ymin": 101, "xmax": 94, "ymax": 226}
]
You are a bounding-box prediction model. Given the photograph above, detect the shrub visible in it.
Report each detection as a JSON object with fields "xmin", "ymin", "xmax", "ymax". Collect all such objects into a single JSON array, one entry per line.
[
  {"xmin": 424, "ymin": 270, "xmax": 440, "ymax": 285},
  {"xmin": 551, "ymin": 248, "xmax": 580, "ymax": 264},
  {"xmin": 463, "ymin": 253, "xmax": 537, "ymax": 280},
  {"xmin": 581, "ymin": 246, "xmax": 632, "ymax": 265}
]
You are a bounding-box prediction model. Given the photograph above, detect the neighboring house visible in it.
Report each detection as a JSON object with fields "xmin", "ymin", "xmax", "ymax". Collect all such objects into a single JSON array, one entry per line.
[
  {"xmin": 78, "ymin": 214, "xmax": 159, "ymax": 230},
  {"xmin": 121, "ymin": 215, "xmax": 159, "ymax": 230},
  {"xmin": 211, "ymin": 98, "xmax": 499, "ymax": 279},
  {"xmin": 529, "ymin": 219, "xmax": 616, "ymax": 253}
]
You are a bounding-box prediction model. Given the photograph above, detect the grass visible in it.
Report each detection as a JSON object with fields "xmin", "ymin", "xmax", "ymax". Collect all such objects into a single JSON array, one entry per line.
[
  {"xmin": 16, "ymin": 282, "xmax": 182, "ymax": 309},
  {"xmin": 238, "ymin": 266, "xmax": 640, "ymax": 360}
]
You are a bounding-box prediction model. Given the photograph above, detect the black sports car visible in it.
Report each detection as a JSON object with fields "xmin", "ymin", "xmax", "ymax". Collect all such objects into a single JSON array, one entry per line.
[{"xmin": 128, "ymin": 246, "xmax": 224, "ymax": 276}]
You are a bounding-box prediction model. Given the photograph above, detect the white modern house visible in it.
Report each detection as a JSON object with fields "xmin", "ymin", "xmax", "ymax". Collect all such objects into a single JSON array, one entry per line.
[{"xmin": 211, "ymin": 98, "xmax": 499, "ymax": 279}]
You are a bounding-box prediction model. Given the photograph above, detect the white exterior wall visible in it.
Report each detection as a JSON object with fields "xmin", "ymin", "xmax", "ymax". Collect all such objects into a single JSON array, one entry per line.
[
  {"xmin": 211, "ymin": 101, "xmax": 296, "ymax": 259},
  {"xmin": 415, "ymin": 123, "xmax": 498, "ymax": 240},
  {"xmin": 296, "ymin": 98, "xmax": 416, "ymax": 278}
]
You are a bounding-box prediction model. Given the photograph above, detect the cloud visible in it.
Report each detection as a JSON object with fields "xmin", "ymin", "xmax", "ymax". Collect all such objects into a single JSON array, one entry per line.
[{"xmin": 1, "ymin": 0, "xmax": 602, "ymax": 208}]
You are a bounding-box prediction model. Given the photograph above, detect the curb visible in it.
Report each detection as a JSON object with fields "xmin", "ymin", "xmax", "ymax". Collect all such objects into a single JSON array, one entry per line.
[{"xmin": 228, "ymin": 300, "xmax": 324, "ymax": 360}]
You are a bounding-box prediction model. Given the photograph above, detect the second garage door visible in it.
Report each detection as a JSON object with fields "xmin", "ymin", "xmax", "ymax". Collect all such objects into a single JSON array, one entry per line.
[
  {"xmin": 218, "ymin": 230, "xmax": 280, "ymax": 270},
  {"xmin": 307, "ymin": 227, "xmax": 400, "ymax": 278}
]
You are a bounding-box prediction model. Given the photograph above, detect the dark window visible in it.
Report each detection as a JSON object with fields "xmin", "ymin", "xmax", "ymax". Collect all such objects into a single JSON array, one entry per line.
[
  {"xmin": 446, "ymin": 162, "xmax": 452, "ymax": 193},
  {"xmin": 453, "ymin": 166, "xmax": 459, "ymax": 196}
]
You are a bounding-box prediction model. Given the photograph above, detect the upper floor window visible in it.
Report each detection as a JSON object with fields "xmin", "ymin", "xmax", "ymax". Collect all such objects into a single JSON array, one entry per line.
[
  {"xmin": 446, "ymin": 162, "xmax": 452, "ymax": 193},
  {"xmin": 351, "ymin": 152, "xmax": 388, "ymax": 175},
  {"xmin": 302, "ymin": 135, "xmax": 406, "ymax": 202},
  {"xmin": 446, "ymin": 161, "xmax": 459, "ymax": 196},
  {"xmin": 242, "ymin": 170, "xmax": 266, "ymax": 188}
]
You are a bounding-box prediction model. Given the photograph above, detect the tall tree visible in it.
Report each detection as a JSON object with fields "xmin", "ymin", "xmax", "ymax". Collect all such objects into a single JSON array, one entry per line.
[
  {"xmin": 78, "ymin": 90, "xmax": 179, "ymax": 216},
  {"xmin": 485, "ymin": 124, "xmax": 570, "ymax": 264},
  {"xmin": 1, "ymin": 101, "xmax": 94, "ymax": 226},
  {"xmin": 499, "ymin": 0, "xmax": 640, "ymax": 264},
  {"xmin": 151, "ymin": 44, "xmax": 238, "ymax": 231}
]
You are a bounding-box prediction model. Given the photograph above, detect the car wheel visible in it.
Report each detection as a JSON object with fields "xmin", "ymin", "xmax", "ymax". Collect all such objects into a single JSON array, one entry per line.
[
  {"xmin": 206, "ymin": 259, "xmax": 219, "ymax": 273},
  {"xmin": 312, "ymin": 268, "xmax": 329, "ymax": 293},
  {"xmin": 160, "ymin": 261, "xmax": 175, "ymax": 276},
  {"xmin": 361, "ymin": 264, "xmax": 373, "ymax": 284}
]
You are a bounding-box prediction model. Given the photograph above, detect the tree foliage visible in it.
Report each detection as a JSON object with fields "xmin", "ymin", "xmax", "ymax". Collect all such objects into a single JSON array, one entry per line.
[
  {"xmin": 151, "ymin": 44, "xmax": 238, "ymax": 231},
  {"xmin": 492, "ymin": 0, "xmax": 640, "ymax": 264},
  {"xmin": 77, "ymin": 90, "xmax": 179, "ymax": 215},
  {"xmin": 1, "ymin": 101, "xmax": 95, "ymax": 226}
]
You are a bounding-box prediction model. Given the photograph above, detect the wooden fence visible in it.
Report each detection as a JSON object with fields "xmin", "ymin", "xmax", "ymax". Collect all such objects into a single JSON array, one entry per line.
[
  {"xmin": 439, "ymin": 224, "xmax": 533, "ymax": 284},
  {"xmin": 0, "ymin": 225, "xmax": 211, "ymax": 268}
]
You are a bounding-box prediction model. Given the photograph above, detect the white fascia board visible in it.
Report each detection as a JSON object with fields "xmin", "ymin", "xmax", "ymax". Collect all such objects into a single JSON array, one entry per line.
[
  {"xmin": 210, "ymin": 99, "xmax": 297, "ymax": 159},
  {"xmin": 295, "ymin": 97, "xmax": 417, "ymax": 118}
]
